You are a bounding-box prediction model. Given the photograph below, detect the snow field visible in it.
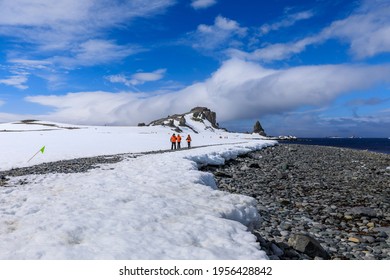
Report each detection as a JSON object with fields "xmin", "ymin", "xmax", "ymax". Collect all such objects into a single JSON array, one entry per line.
[{"xmin": 0, "ymin": 140, "xmax": 275, "ymax": 259}]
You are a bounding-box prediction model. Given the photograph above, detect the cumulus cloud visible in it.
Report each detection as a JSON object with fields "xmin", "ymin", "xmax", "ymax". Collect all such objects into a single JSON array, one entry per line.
[
  {"xmin": 191, "ymin": 0, "xmax": 217, "ymax": 10},
  {"xmin": 189, "ymin": 15, "xmax": 247, "ymax": 51},
  {"xmin": 259, "ymin": 10, "xmax": 314, "ymax": 35},
  {"xmin": 23, "ymin": 58, "xmax": 390, "ymax": 126}
]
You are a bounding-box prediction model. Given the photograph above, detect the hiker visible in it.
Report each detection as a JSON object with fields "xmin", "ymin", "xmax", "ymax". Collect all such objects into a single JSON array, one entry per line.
[
  {"xmin": 170, "ymin": 133, "xmax": 177, "ymax": 150},
  {"xmin": 186, "ymin": 134, "xmax": 191, "ymax": 149},
  {"xmin": 177, "ymin": 134, "xmax": 182, "ymax": 149}
]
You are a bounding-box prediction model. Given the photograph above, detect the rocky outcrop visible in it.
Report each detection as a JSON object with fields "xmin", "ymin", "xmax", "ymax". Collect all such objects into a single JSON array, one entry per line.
[
  {"xmin": 190, "ymin": 107, "xmax": 218, "ymax": 128},
  {"xmin": 253, "ymin": 120, "xmax": 266, "ymax": 136},
  {"xmin": 147, "ymin": 107, "xmax": 219, "ymax": 133}
]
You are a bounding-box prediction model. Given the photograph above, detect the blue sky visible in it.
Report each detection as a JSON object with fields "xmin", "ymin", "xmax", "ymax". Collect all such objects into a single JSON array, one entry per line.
[{"xmin": 0, "ymin": 0, "xmax": 389, "ymax": 137}]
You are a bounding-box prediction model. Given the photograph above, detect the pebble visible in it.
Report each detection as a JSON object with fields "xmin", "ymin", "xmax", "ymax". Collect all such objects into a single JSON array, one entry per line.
[
  {"xmin": 0, "ymin": 154, "xmax": 127, "ymax": 179},
  {"xmin": 202, "ymin": 144, "xmax": 390, "ymax": 260}
]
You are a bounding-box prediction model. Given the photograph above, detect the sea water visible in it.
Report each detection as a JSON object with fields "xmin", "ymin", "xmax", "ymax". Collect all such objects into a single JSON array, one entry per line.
[{"xmin": 282, "ymin": 138, "xmax": 390, "ymax": 154}]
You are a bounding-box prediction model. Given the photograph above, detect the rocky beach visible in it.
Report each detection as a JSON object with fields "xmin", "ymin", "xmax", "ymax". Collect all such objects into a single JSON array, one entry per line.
[{"xmin": 202, "ymin": 144, "xmax": 390, "ymax": 260}]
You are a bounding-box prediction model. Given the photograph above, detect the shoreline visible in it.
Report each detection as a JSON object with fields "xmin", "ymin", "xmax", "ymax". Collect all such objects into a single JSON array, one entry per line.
[
  {"xmin": 278, "ymin": 138, "xmax": 390, "ymax": 155},
  {"xmin": 202, "ymin": 143, "xmax": 390, "ymax": 260}
]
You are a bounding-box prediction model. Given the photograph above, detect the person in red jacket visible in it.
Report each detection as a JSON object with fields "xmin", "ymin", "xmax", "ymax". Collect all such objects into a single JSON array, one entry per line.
[
  {"xmin": 186, "ymin": 134, "xmax": 191, "ymax": 149},
  {"xmin": 177, "ymin": 134, "xmax": 182, "ymax": 149},
  {"xmin": 170, "ymin": 133, "xmax": 177, "ymax": 150}
]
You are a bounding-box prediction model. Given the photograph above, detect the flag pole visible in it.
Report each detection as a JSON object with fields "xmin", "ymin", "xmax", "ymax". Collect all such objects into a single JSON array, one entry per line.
[{"xmin": 27, "ymin": 146, "xmax": 45, "ymax": 163}]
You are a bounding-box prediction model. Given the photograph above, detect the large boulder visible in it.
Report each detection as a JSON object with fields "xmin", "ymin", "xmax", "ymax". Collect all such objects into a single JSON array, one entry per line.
[{"xmin": 288, "ymin": 234, "xmax": 330, "ymax": 259}]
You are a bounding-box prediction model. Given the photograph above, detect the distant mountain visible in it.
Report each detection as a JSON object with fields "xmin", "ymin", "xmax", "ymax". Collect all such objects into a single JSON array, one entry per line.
[{"xmin": 146, "ymin": 107, "xmax": 222, "ymax": 134}]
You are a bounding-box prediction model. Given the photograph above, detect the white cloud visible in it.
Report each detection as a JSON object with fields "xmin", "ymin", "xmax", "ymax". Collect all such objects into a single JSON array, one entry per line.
[
  {"xmin": 106, "ymin": 75, "xmax": 134, "ymax": 87},
  {"xmin": 191, "ymin": 0, "xmax": 217, "ymax": 10},
  {"xmin": 52, "ymin": 39, "xmax": 142, "ymax": 68},
  {"xmin": 131, "ymin": 69, "xmax": 167, "ymax": 85},
  {"xmin": 0, "ymin": 74, "xmax": 29, "ymax": 90},
  {"xmin": 236, "ymin": 1, "xmax": 390, "ymax": 62},
  {"xmin": 106, "ymin": 69, "xmax": 166, "ymax": 87},
  {"xmin": 190, "ymin": 16, "xmax": 247, "ymax": 51},
  {"xmin": 322, "ymin": 2, "xmax": 390, "ymax": 59},
  {"xmin": 25, "ymin": 91, "xmax": 137, "ymax": 125},
  {"xmin": 229, "ymin": 36, "xmax": 319, "ymax": 62},
  {"xmin": 23, "ymin": 59, "xmax": 390, "ymax": 126},
  {"xmin": 0, "ymin": 0, "xmax": 175, "ymax": 69},
  {"xmin": 259, "ymin": 10, "xmax": 314, "ymax": 35},
  {"xmin": 0, "ymin": 0, "xmax": 176, "ymax": 47},
  {"xmin": 5, "ymin": 59, "xmax": 69, "ymax": 90},
  {"xmin": 8, "ymin": 59, "xmax": 52, "ymax": 70}
]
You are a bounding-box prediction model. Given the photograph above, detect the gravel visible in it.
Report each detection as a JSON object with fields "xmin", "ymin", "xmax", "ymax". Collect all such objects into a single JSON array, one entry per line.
[{"xmin": 202, "ymin": 144, "xmax": 390, "ymax": 260}]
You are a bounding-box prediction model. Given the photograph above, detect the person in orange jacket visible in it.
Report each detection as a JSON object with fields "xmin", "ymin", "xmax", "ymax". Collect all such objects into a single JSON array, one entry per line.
[
  {"xmin": 186, "ymin": 134, "xmax": 191, "ymax": 149},
  {"xmin": 170, "ymin": 133, "xmax": 177, "ymax": 150},
  {"xmin": 177, "ymin": 134, "xmax": 182, "ymax": 149}
]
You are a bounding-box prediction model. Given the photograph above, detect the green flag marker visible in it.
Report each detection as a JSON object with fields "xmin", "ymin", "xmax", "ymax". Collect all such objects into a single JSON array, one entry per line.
[{"xmin": 28, "ymin": 146, "xmax": 46, "ymax": 163}]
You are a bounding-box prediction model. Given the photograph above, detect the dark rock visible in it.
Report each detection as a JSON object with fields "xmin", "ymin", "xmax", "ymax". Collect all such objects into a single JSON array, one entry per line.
[
  {"xmin": 249, "ymin": 163, "xmax": 260, "ymax": 168},
  {"xmin": 137, "ymin": 123, "xmax": 146, "ymax": 126},
  {"xmin": 276, "ymin": 171, "xmax": 288, "ymax": 179},
  {"xmin": 0, "ymin": 175, "xmax": 9, "ymax": 187},
  {"xmin": 284, "ymin": 248, "xmax": 302, "ymax": 259},
  {"xmin": 214, "ymin": 171, "xmax": 232, "ymax": 178},
  {"xmin": 349, "ymin": 207, "xmax": 378, "ymax": 218},
  {"xmin": 190, "ymin": 107, "xmax": 218, "ymax": 128},
  {"xmin": 280, "ymin": 199, "xmax": 291, "ymax": 206},
  {"xmin": 253, "ymin": 120, "xmax": 266, "ymax": 136},
  {"xmin": 288, "ymin": 234, "xmax": 331, "ymax": 259},
  {"xmin": 271, "ymin": 243, "xmax": 284, "ymax": 257},
  {"xmin": 179, "ymin": 116, "xmax": 186, "ymax": 126}
]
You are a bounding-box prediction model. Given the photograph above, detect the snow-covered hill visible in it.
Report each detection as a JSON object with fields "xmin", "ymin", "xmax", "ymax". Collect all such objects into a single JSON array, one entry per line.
[
  {"xmin": 0, "ymin": 119, "xmax": 276, "ymax": 259},
  {"xmin": 0, "ymin": 118, "xmax": 267, "ymax": 171}
]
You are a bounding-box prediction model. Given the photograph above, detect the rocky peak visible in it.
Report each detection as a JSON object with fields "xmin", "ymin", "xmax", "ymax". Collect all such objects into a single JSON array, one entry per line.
[
  {"xmin": 147, "ymin": 107, "xmax": 219, "ymax": 133},
  {"xmin": 189, "ymin": 107, "xmax": 218, "ymax": 128},
  {"xmin": 253, "ymin": 120, "xmax": 266, "ymax": 136}
]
